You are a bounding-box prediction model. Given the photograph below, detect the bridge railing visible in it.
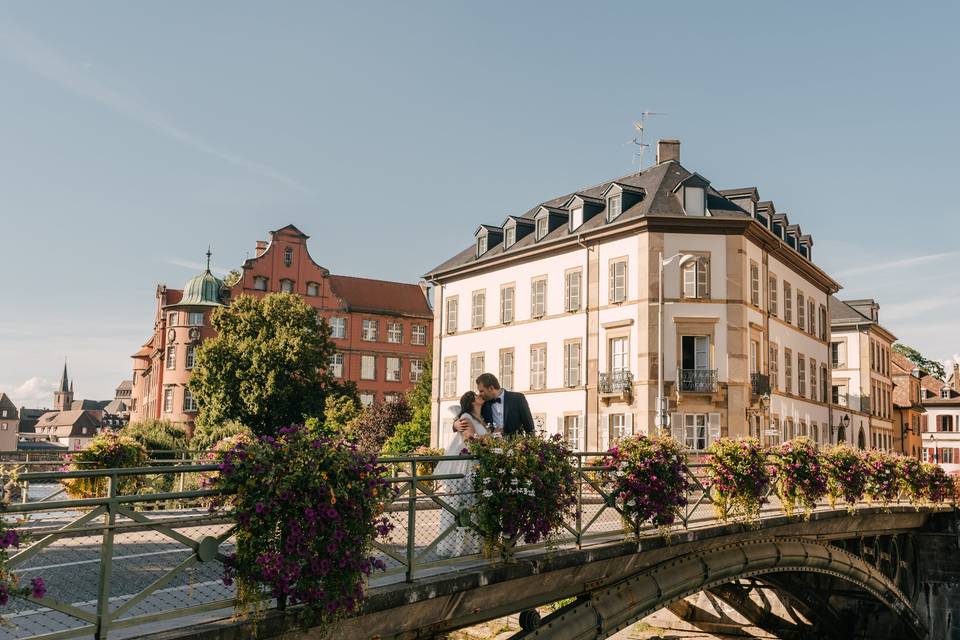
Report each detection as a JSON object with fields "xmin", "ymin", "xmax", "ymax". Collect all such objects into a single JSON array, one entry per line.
[{"xmin": 0, "ymin": 453, "xmax": 940, "ymax": 640}]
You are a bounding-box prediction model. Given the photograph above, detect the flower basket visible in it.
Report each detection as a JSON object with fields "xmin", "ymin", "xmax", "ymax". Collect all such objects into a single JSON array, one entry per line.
[
  {"xmin": 771, "ymin": 437, "xmax": 827, "ymax": 519},
  {"xmin": 605, "ymin": 435, "xmax": 688, "ymax": 534},
  {"xmin": 863, "ymin": 450, "xmax": 901, "ymax": 506},
  {"xmin": 921, "ymin": 463, "xmax": 955, "ymax": 505},
  {"xmin": 822, "ymin": 445, "xmax": 868, "ymax": 512},
  {"xmin": 468, "ymin": 434, "xmax": 576, "ymax": 558},
  {"xmin": 209, "ymin": 425, "xmax": 394, "ymax": 626},
  {"xmin": 62, "ymin": 433, "xmax": 149, "ymax": 498},
  {"xmin": 897, "ymin": 456, "xmax": 926, "ymax": 506},
  {"xmin": 705, "ymin": 438, "xmax": 770, "ymax": 523}
]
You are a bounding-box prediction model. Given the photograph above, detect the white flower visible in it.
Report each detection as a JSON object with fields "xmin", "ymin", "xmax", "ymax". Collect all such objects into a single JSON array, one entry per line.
[
  {"xmin": 482, "ymin": 477, "xmax": 491, "ymax": 485},
  {"xmin": 511, "ymin": 478, "xmax": 519, "ymax": 486},
  {"xmin": 492, "ymin": 448, "xmax": 504, "ymax": 454},
  {"xmin": 482, "ymin": 490, "xmax": 493, "ymax": 498}
]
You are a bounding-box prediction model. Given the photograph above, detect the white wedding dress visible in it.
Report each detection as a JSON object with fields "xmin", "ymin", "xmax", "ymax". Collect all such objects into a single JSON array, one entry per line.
[{"xmin": 434, "ymin": 407, "xmax": 487, "ymax": 558}]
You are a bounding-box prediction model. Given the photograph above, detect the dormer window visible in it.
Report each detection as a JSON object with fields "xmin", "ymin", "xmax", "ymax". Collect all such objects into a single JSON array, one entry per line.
[
  {"xmin": 536, "ymin": 217, "xmax": 548, "ymax": 240},
  {"xmin": 683, "ymin": 187, "xmax": 705, "ymax": 216},
  {"xmin": 477, "ymin": 235, "xmax": 488, "ymax": 257},
  {"xmin": 607, "ymin": 195, "xmax": 622, "ymax": 222},
  {"xmin": 570, "ymin": 206, "xmax": 584, "ymax": 230},
  {"xmin": 942, "ymin": 387, "xmax": 951, "ymax": 399},
  {"xmin": 504, "ymin": 226, "xmax": 516, "ymax": 248},
  {"xmin": 283, "ymin": 247, "xmax": 293, "ymax": 267}
]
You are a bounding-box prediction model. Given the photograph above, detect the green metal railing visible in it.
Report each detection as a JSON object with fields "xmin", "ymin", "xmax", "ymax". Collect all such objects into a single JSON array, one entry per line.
[{"xmin": 0, "ymin": 452, "xmax": 942, "ymax": 640}]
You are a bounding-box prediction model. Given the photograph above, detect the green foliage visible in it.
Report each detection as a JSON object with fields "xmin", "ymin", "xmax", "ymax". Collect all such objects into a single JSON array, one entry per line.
[
  {"xmin": 323, "ymin": 393, "xmax": 362, "ymax": 435},
  {"xmin": 352, "ymin": 397, "xmax": 412, "ymax": 452},
  {"xmin": 822, "ymin": 445, "xmax": 868, "ymax": 511},
  {"xmin": 893, "ymin": 343, "xmax": 946, "ymax": 380},
  {"xmin": 63, "ymin": 433, "xmax": 149, "ymax": 498},
  {"xmin": 189, "ymin": 293, "xmax": 337, "ymax": 436},
  {"xmin": 406, "ymin": 354, "xmax": 432, "ymax": 410},
  {"xmin": 222, "ymin": 269, "xmax": 242, "ymax": 287},
  {"xmin": 190, "ymin": 420, "xmax": 254, "ymax": 453},
  {"xmin": 123, "ymin": 419, "xmax": 188, "ymax": 454},
  {"xmin": 381, "ymin": 356, "xmax": 432, "ymax": 454}
]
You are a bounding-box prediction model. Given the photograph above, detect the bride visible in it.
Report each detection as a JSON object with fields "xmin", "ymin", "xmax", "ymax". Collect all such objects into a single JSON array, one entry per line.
[{"xmin": 435, "ymin": 391, "xmax": 488, "ymax": 558}]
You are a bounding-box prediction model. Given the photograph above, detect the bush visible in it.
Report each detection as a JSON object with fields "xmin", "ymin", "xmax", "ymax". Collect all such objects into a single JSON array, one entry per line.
[
  {"xmin": 191, "ymin": 420, "xmax": 253, "ymax": 453},
  {"xmin": 898, "ymin": 456, "xmax": 926, "ymax": 505},
  {"xmin": 123, "ymin": 419, "xmax": 189, "ymax": 493},
  {"xmin": 605, "ymin": 435, "xmax": 688, "ymax": 530},
  {"xmin": 822, "ymin": 445, "xmax": 868, "ymax": 511},
  {"xmin": 210, "ymin": 425, "xmax": 393, "ymax": 626},
  {"xmin": 381, "ymin": 415, "xmax": 431, "ymax": 454},
  {"xmin": 63, "ymin": 433, "xmax": 149, "ymax": 498},
  {"xmin": 863, "ymin": 450, "xmax": 900, "ymax": 505},
  {"xmin": 322, "ymin": 394, "xmax": 362, "ymax": 437},
  {"xmin": 351, "ymin": 397, "xmax": 412, "ymax": 453},
  {"xmin": 771, "ymin": 438, "xmax": 827, "ymax": 518},
  {"xmin": 468, "ymin": 434, "xmax": 576, "ymax": 556},
  {"xmin": 921, "ymin": 463, "xmax": 955, "ymax": 505},
  {"xmin": 705, "ymin": 438, "xmax": 770, "ymax": 523}
]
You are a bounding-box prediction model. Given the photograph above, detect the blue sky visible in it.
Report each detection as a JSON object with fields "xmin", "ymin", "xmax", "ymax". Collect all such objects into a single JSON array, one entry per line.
[{"xmin": 1, "ymin": 2, "xmax": 958, "ymax": 406}]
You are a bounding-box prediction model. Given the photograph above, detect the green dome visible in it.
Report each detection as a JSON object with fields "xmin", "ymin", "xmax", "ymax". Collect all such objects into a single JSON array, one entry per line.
[{"xmin": 172, "ymin": 270, "xmax": 226, "ymax": 308}]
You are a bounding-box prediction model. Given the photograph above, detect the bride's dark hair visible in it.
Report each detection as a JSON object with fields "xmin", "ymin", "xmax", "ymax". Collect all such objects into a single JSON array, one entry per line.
[{"xmin": 459, "ymin": 391, "xmax": 478, "ymax": 417}]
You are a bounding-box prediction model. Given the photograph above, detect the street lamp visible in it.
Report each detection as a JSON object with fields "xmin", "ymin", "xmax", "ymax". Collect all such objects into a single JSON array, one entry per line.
[
  {"xmin": 656, "ymin": 252, "xmax": 697, "ymax": 434},
  {"xmin": 832, "ymin": 413, "xmax": 850, "ymax": 444}
]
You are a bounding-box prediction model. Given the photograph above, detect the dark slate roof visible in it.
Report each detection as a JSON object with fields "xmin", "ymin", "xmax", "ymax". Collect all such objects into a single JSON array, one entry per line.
[
  {"xmin": 327, "ymin": 275, "xmax": 432, "ymax": 318},
  {"xmin": 425, "ymin": 161, "xmax": 751, "ymax": 276},
  {"xmin": 70, "ymin": 399, "xmax": 108, "ymax": 411},
  {"xmin": 830, "ymin": 296, "xmax": 871, "ymax": 324},
  {"xmin": 18, "ymin": 440, "xmax": 68, "ymax": 451},
  {"xmin": 0, "ymin": 394, "xmax": 18, "ymax": 420}
]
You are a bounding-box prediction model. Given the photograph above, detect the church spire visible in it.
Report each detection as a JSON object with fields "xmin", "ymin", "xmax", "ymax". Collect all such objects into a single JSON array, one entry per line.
[{"xmin": 60, "ymin": 360, "xmax": 70, "ymax": 393}]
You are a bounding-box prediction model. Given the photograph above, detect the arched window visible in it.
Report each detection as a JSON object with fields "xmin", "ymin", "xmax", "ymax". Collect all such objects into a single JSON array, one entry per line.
[{"xmin": 857, "ymin": 427, "xmax": 866, "ymax": 449}]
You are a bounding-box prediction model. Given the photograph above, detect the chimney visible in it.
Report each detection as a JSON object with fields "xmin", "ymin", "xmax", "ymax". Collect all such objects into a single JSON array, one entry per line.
[
  {"xmin": 953, "ymin": 362, "xmax": 959, "ymax": 391},
  {"xmin": 657, "ymin": 139, "xmax": 680, "ymax": 164},
  {"xmin": 255, "ymin": 240, "xmax": 268, "ymax": 257}
]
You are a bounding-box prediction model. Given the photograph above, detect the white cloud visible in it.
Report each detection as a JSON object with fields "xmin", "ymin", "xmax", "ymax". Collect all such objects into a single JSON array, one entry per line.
[
  {"xmin": 0, "ymin": 20, "xmax": 310, "ymax": 194},
  {"xmin": 3, "ymin": 377, "xmax": 57, "ymax": 409},
  {"xmin": 835, "ymin": 251, "xmax": 959, "ymax": 278},
  {"xmin": 163, "ymin": 257, "xmax": 232, "ymax": 277}
]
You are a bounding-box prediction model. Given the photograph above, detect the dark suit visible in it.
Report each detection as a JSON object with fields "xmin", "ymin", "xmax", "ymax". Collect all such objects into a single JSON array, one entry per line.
[{"xmin": 480, "ymin": 390, "xmax": 536, "ymax": 437}]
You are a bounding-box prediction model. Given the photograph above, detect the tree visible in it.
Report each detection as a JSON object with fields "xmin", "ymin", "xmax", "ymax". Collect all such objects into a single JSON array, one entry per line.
[
  {"xmin": 353, "ymin": 397, "xmax": 412, "ymax": 452},
  {"xmin": 893, "ymin": 343, "xmax": 946, "ymax": 380},
  {"xmin": 123, "ymin": 419, "xmax": 189, "ymax": 454},
  {"xmin": 382, "ymin": 356, "xmax": 432, "ymax": 454},
  {"xmin": 223, "ymin": 269, "xmax": 242, "ymax": 287},
  {"xmin": 191, "ymin": 420, "xmax": 253, "ymax": 452},
  {"xmin": 189, "ymin": 293, "xmax": 337, "ymax": 435},
  {"xmin": 322, "ymin": 394, "xmax": 362, "ymax": 435}
]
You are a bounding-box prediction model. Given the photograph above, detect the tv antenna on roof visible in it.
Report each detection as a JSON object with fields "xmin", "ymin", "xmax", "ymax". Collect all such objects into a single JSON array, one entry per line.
[{"xmin": 628, "ymin": 111, "xmax": 668, "ymax": 170}]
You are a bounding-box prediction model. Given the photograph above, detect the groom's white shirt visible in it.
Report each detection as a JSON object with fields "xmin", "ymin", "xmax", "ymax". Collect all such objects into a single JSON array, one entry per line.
[{"xmin": 491, "ymin": 389, "xmax": 506, "ymax": 428}]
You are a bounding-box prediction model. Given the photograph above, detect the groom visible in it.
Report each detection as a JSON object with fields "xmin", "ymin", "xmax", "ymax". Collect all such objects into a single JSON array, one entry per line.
[{"xmin": 454, "ymin": 373, "xmax": 536, "ymax": 437}]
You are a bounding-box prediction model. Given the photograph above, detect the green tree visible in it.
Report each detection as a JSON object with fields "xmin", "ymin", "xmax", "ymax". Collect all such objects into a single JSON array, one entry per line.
[
  {"xmin": 322, "ymin": 393, "xmax": 362, "ymax": 435},
  {"xmin": 123, "ymin": 419, "xmax": 189, "ymax": 453},
  {"xmin": 189, "ymin": 293, "xmax": 337, "ymax": 435},
  {"xmin": 222, "ymin": 269, "xmax": 242, "ymax": 287},
  {"xmin": 191, "ymin": 420, "xmax": 254, "ymax": 452},
  {"xmin": 893, "ymin": 343, "xmax": 946, "ymax": 380},
  {"xmin": 382, "ymin": 356, "xmax": 432, "ymax": 454}
]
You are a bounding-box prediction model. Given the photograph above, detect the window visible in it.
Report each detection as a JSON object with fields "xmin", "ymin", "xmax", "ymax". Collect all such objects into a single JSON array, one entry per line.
[
  {"xmin": 832, "ymin": 384, "xmax": 847, "ymax": 406},
  {"xmin": 798, "ymin": 356, "xmax": 806, "ymax": 397},
  {"xmin": 607, "ymin": 194, "xmax": 622, "ymax": 221},
  {"xmin": 682, "ymin": 257, "xmax": 709, "ymax": 299},
  {"xmin": 818, "ymin": 306, "xmax": 828, "ymax": 341},
  {"xmin": 471, "ymin": 290, "xmax": 486, "ymax": 329},
  {"xmin": 501, "ymin": 286, "xmax": 515, "ymax": 323},
  {"xmin": 530, "ymin": 345, "xmax": 546, "ymax": 390},
  {"xmin": 386, "ymin": 357, "xmax": 401, "ymax": 382},
  {"xmin": 769, "ymin": 344, "xmax": 779, "ymax": 391},
  {"xmin": 680, "ymin": 336, "xmax": 710, "ymax": 371},
  {"xmin": 609, "ymin": 336, "xmax": 628, "ymax": 374},
  {"xmin": 821, "ymin": 365, "xmax": 828, "ymax": 403},
  {"xmin": 783, "ymin": 282, "xmax": 792, "ymax": 323},
  {"xmin": 0, "ymin": 424, "xmax": 6, "ymax": 430},
  {"xmin": 283, "ymin": 247, "xmax": 293, "ymax": 267},
  {"xmin": 476, "ymin": 235, "xmax": 488, "ymax": 257},
  {"xmin": 570, "ymin": 206, "xmax": 584, "ymax": 230},
  {"xmin": 504, "ymin": 226, "xmax": 516, "ymax": 248},
  {"xmin": 941, "ymin": 448, "xmax": 955, "ymax": 464},
  {"xmin": 446, "ymin": 297, "xmax": 459, "ymax": 333},
  {"xmin": 163, "ymin": 387, "xmax": 174, "ymax": 413},
  {"xmin": 280, "ymin": 279, "xmax": 294, "ymax": 293},
  {"xmin": 384, "ymin": 393, "xmax": 402, "ymax": 404},
  {"xmin": 253, "ymin": 276, "xmax": 268, "ymax": 291},
  {"xmin": 750, "ymin": 262, "xmax": 760, "ymax": 306},
  {"xmin": 443, "ymin": 358, "xmax": 457, "ymax": 397},
  {"xmin": 808, "ymin": 300, "xmax": 816, "ymax": 336},
  {"xmin": 536, "ymin": 217, "xmax": 548, "ymax": 240},
  {"xmin": 499, "ymin": 349, "xmax": 514, "ymax": 390},
  {"xmin": 564, "ymin": 415, "xmax": 581, "ymax": 450},
  {"xmin": 683, "ymin": 187, "xmax": 706, "ymax": 216},
  {"xmin": 565, "ymin": 270, "xmax": 582, "ymax": 312},
  {"xmin": 831, "ymin": 342, "xmax": 843, "ymax": 367},
  {"xmin": 307, "ymin": 282, "xmax": 320, "ymax": 296},
  {"xmin": 809, "ymin": 357, "xmax": 817, "ymax": 401},
  {"xmin": 564, "ymin": 341, "xmax": 581, "ymax": 387},
  {"xmin": 330, "ymin": 317, "xmax": 346, "ymax": 339},
  {"xmin": 329, "ymin": 353, "xmax": 344, "ymax": 378},
  {"xmin": 166, "ymin": 345, "xmax": 176, "ymax": 370},
  {"xmin": 387, "ymin": 322, "xmax": 403, "ymax": 344},
  {"xmin": 188, "ymin": 312, "xmax": 204, "ymax": 326},
  {"xmin": 941, "ymin": 388, "xmax": 950, "ymax": 399},
  {"xmin": 768, "ymin": 275, "xmax": 778, "ymax": 315},
  {"xmin": 470, "ymin": 352, "xmax": 485, "ymax": 383},
  {"xmin": 359, "ymin": 393, "xmax": 375, "ymax": 408},
  {"xmin": 784, "ymin": 348, "xmax": 793, "ymax": 394},
  {"xmin": 186, "ymin": 345, "xmax": 196, "ymax": 369},
  {"xmin": 168, "ymin": 312, "xmax": 178, "ymax": 326},
  {"xmin": 410, "ymin": 359, "xmax": 424, "ymax": 383},
  {"xmin": 609, "ymin": 259, "xmax": 627, "ymax": 304},
  {"xmin": 361, "ymin": 355, "xmax": 376, "ymax": 380},
  {"xmin": 797, "ymin": 292, "xmax": 805, "ymax": 330},
  {"xmin": 684, "ymin": 414, "xmax": 708, "ymax": 450},
  {"xmin": 183, "ymin": 388, "xmax": 197, "ymax": 412},
  {"xmin": 411, "ymin": 324, "xmax": 426, "ymax": 345},
  {"xmin": 609, "ymin": 414, "xmax": 630, "ymax": 442},
  {"xmin": 531, "ymin": 277, "xmax": 547, "ymax": 318},
  {"xmin": 362, "ymin": 319, "xmax": 379, "ymax": 341},
  {"xmin": 750, "ymin": 340, "xmax": 759, "ymax": 374},
  {"xmin": 938, "ymin": 415, "xmax": 954, "ymax": 432}
]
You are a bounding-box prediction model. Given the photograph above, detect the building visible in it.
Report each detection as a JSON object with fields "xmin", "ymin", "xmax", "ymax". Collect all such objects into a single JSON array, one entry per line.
[
  {"xmin": 829, "ymin": 298, "xmax": 896, "ymax": 451},
  {"xmin": 891, "ymin": 351, "xmax": 925, "ymax": 459},
  {"xmin": 130, "ymin": 225, "xmax": 433, "ymax": 432},
  {"xmin": 0, "ymin": 394, "xmax": 20, "ymax": 450},
  {"xmin": 20, "ymin": 363, "xmax": 108, "ymax": 449},
  {"xmin": 921, "ymin": 363, "xmax": 960, "ymax": 474},
  {"xmin": 424, "ymin": 139, "xmax": 840, "ymax": 452},
  {"xmin": 102, "ymin": 380, "xmax": 133, "ymax": 429}
]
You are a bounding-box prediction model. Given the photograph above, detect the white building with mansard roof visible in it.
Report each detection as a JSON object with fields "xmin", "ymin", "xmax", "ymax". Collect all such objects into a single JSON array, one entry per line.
[{"xmin": 424, "ymin": 140, "xmax": 841, "ymax": 453}]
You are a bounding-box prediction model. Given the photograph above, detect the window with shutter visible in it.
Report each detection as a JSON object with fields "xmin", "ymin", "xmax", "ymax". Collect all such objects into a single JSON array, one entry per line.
[
  {"xmin": 750, "ymin": 262, "xmax": 760, "ymax": 306},
  {"xmin": 501, "ymin": 286, "xmax": 515, "ymax": 324},
  {"xmin": 609, "ymin": 260, "xmax": 627, "ymax": 303},
  {"xmin": 670, "ymin": 412, "xmax": 683, "ymax": 443},
  {"xmin": 708, "ymin": 413, "xmax": 721, "ymax": 445},
  {"xmin": 565, "ymin": 271, "xmax": 581, "ymax": 312}
]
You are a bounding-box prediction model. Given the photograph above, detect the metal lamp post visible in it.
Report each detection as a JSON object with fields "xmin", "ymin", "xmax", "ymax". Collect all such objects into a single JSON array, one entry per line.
[
  {"xmin": 656, "ymin": 252, "xmax": 696, "ymax": 435},
  {"xmin": 832, "ymin": 413, "xmax": 850, "ymax": 444}
]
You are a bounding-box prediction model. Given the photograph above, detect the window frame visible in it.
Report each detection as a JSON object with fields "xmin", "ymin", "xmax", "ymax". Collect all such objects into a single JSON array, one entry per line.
[
  {"xmin": 563, "ymin": 340, "xmax": 582, "ymax": 388},
  {"xmin": 529, "ymin": 343, "xmax": 547, "ymax": 390},
  {"xmin": 386, "ymin": 356, "xmax": 402, "ymax": 382},
  {"xmin": 564, "ymin": 269, "xmax": 582, "ymax": 312},
  {"xmin": 500, "ymin": 284, "xmax": 515, "ymax": 324},
  {"xmin": 530, "ymin": 276, "xmax": 547, "ymax": 319},
  {"xmin": 609, "ymin": 258, "xmax": 628, "ymax": 304},
  {"xmin": 445, "ymin": 297, "xmax": 459, "ymax": 334},
  {"xmin": 361, "ymin": 319, "xmax": 379, "ymax": 342},
  {"xmin": 681, "ymin": 256, "xmax": 710, "ymax": 299},
  {"xmin": 471, "ymin": 290, "xmax": 486, "ymax": 329},
  {"xmin": 360, "ymin": 355, "xmax": 377, "ymax": 380}
]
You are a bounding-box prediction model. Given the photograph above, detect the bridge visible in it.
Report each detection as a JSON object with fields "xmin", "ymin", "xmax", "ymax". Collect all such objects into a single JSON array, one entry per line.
[{"xmin": 0, "ymin": 453, "xmax": 958, "ymax": 640}]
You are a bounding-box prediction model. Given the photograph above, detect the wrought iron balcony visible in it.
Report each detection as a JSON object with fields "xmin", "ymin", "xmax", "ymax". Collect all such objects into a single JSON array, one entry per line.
[
  {"xmin": 599, "ymin": 370, "xmax": 633, "ymax": 395},
  {"xmin": 750, "ymin": 373, "xmax": 771, "ymax": 396},
  {"xmin": 678, "ymin": 369, "xmax": 718, "ymax": 393}
]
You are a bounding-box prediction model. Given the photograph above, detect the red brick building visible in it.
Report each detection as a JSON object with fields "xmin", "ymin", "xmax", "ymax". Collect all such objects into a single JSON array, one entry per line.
[{"xmin": 130, "ymin": 224, "xmax": 433, "ymax": 432}]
